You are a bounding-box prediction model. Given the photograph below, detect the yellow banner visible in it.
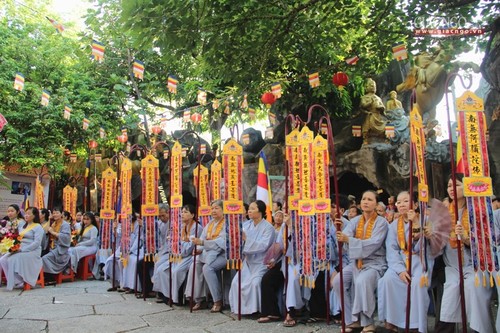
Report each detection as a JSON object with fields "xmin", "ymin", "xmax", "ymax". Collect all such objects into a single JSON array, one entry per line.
[
  {"xmin": 286, "ymin": 128, "xmax": 300, "ymax": 210},
  {"xmin": 463, "ymin": 176, "xmax": 493, "ymax": 197},
  {"xmin": 222, "ymin": 139, "xmax": 243, "ymax": 202},
  {"xmin": 464, "ymin": 111, "xmax": 483, "ymax": 177},
  {"xmin": 313, "ymin": 135, "xmax": 328, "ymax": 199},
  {"xmin": 211, "ymin": 159, "xmax": 222, "ymax": 201},
  {"xmin": 194, "ymin": 164, "xmax": 210, "ymax": 216},
  {"xmin": 62, "ymin": 185, "xmax": 77, "ymax": 220},
  {"xmin": 299, "ymin": 127, "xmax": 313, "ymax": 201},
  {"xmin": 171, "ymin": 141, "xmax": 182, "ymax": 198},
  {"xmin": 120, "ymin": 157, "xmax": 132, "ymax": 216},
  {"xmin": 141, "ymin": 154, "xmax": 159, "ymax": 216},
  {"xmin": 35, "ymin": 177, "xmax": 44, "ymax": 209},
  {"xmin": 100, "ymin": 167, "xmax": 116, "ymax": 219}
]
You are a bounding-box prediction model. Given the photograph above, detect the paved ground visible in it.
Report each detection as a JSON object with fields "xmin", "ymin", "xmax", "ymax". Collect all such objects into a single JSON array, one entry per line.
[{"xmin": 0, "ymin": 279, "xmax": 448, "ymax": 333}]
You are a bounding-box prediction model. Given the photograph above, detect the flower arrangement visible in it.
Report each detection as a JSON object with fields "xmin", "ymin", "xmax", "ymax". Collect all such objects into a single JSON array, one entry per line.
[
  {"xmin": 0, "ymin": 231, "xmax": 22, "ymax": 254},
  {"xmin": 0, "ymin": 219, "xmax": 13, "ymax": 241},
  {"xmin": 71, "ymin": 230, "xmax": 79, "ymax": 247}
]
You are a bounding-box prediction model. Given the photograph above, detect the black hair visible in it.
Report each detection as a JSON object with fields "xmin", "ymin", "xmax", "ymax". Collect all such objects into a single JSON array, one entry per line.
[
  {"xmin": 8, "ymin": 204, "xmax": 24, "ymax": 220},
  {"xmin": 331, "ymin": 194, "xmax": 350, "ymax": 211},
  {"xmin": 253, "ymin": 200, "xmax": 267, "ymax": 220},
  {"xmin": 182, "ymin": 204, "xmax": 196, "ymax": 216},
  {"xmin": 274, "ymin": 201, "xmax": 283, "ymax": 210},
  {"xmin": 24, "ymin": 207, "xmax": 41, "ymax": 227},
  {"xmin": 79, "ymin": 211, "xmax": 99, "ymax": 237},
  {"xmin": 40, "ymin": 208, "xmax": 50, "ymax": 222},
  {"xmin": 63, "ymin": 211, "xmax": 73, "ymax": 222}
]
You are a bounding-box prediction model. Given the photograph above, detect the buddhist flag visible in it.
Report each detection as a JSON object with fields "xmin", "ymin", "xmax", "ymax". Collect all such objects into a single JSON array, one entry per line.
[
  {"xmin": 133, "ymin": 59, "xmax": 144, "ymax": 80},
  {"xmin": 99, "ymin": 127, "xmax": 106, "ymax": 138},
  {"xmin": 91, "ymin": 39, "xmax": 105, "ymax": 62},
  {"xmin": 63, "ymin": 105, "xmax": 72, "ymax": 119},
  {"xmin": 83, "ymin": 117, "xmax": 90, "ymax": 130},
  {"xmin": 183, "ymin": 110, "xmax": 190, "ymax": 123},
  {"xmin": 46, "ymin": 16, "xmax": 64, "ymax": 33},
  {"xmin": 345, "ymin": 55, "xmax": 360, "ymax": 65},
  {"xmin": 256, "ymin": 151, "xmax": 273, "ymax": 221},
  {"xmin": 21, "ymin": 190, "xmax": 30, "ymax": 212},
  {"xmin": 41, "ymin": 90, "xmax": 50, "ymax": 106},
  {"xmin": 392, "ymin": 42, "xmax": 408, "ymax": 61},
  {"xmin": 308, "ymin": 71, "xmax": 320, "ymax": 88},
  {"xmin": 167, "ymin": 75, "xmax": 178, "ymax": 94},
  {"xmin": 14, "ymin": 72, "xmax": 24, "ymax": 91},
  {"xmin": 271, "ymin": 82, "xmax": 282, "ymax": 98}
]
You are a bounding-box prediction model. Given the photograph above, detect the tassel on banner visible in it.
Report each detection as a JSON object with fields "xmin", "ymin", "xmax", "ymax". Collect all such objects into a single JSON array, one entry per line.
[
  {"xmin": 497, "ymin": 273, "xmax": 500, "ymax": 286},
  {"xmin": 490, "ymin": 274, "xmax": 494, "ymax": 287},
  {"xmin": 121, "ymin": 256, "xmax": 128, "ymax": 268},
  {"xmin": 483, "ymin": 272, "xmax": 487, "ymax": 287},
  {"xmin": 475, "ymin": 272, "xmax": 479, "ymax": 287}
]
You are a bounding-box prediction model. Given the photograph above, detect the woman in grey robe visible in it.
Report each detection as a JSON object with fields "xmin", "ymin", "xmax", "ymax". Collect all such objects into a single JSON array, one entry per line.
[
  {"xmin": 42, "ymin": 208, "xmax": 71, "ymax": 274},
  {"xmin": 68, "ymin": 212, "xmax": 99, "ymax": 274},
  {"xmin": 228, "ymin": 200, "xmax": 276, "ymax": 315},
  {"xmin": 118, "ymin": 212, "xmax": 144, "ymax": 292},
  {"xmin": 1, "ymin": 207, "xmax": 43, "ymax": 290}
]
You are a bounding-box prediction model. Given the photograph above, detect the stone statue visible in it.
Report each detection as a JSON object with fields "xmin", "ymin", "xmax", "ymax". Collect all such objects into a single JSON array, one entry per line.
[
  {"xmin": 360, "ymin": 78, "xmax": 386, "ymax": 144},
  {"xmin": 385, "ymin": 91, "xmax": 409, "ymax": 144}
]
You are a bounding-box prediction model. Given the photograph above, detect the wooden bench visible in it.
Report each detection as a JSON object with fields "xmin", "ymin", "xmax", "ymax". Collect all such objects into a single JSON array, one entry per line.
[{"xmin": 24, "ymin": 267, "xmax": 45, "ymax": 290}]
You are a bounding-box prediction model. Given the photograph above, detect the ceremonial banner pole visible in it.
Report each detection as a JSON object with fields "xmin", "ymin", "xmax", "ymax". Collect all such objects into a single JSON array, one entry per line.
[
  {"xmin": 456, "ymin": 91, "xmax": 498, "ymax": 287},
  {"xmin": 406, "ymin": 126, "xmax": 415, "ymax": 333},
  {"xmin": 444, "ymin": 73, "xmax": 470, "ymax": 332},
  {"xmin": 119, "ymin": 157, "xmax": 133, "ymax": 290},
  {"xmin": 169, "ymin": 141, "xmax": 183, "ymax": 307},
  {"xmin": 99, "ymin": 166, "xmax": 117, "ymax": 284},
  {"xmin": 222, "ymin": 137, "xmax": 244, "ymax": 320}
]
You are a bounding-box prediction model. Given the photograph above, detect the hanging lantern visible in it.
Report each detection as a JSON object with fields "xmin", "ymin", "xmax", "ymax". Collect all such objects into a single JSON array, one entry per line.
[
  {"xmin": 200, "ymin": 144, "xmax": 206, "ymax": 155},
  {"xmin": 64, "ymin": 148, "xmax": 71, "ymax": 156},
  {"xmin": 95, "ymin": 153, "xmax": 102, "ymax": 162},
  {"xmin": 151, "ymin": 125, "xmax": 162, "ymax": 135},
  {"xmin": 117, "ymin": 134, "xmax": 128, "ymax": 143},
  {"xmin": 88, "ymin": 140, "xmax": 98, "ymax": 150},
  {"xmin": 352, "ymin": 125, "xmax": 362, "ymax": 137},
  {"xmin": 70, "ymin": 153, "xmax": 77, "ymax": 163},
  {"xmin": 242, "ymin": 134, "xmax": 250, "ymax": 145},
  {"xmin": 163, "ymin": 149, "xmax": 169, "ymax": 160},
  {"xmin": 191, "ymin": 112, "xmax": 202, "ymax": 124},
  {"xmin": 332, "ymin": 71, "xmax": 349, "ymax": 90},
  {"xmin": 261, "ymin": 92, "xmax": 276, "ymax": 108},
  {"xmin": 320, "ymin": 123, "xmax": 328, "ymax": 135},
  {"xmin": 385, "ymin": 124, "xmax": 395, "ymax": 138}
]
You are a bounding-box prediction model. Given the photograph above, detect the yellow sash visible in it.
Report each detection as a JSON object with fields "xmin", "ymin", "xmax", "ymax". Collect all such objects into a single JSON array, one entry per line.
[
  {"xmin": 355, "ymin": 212, "xmax": 378, "ymax": 269},
  {"xmin": 206, "ymin": 218, "xmax": 224, "ymax": 240},
  {"xmin": 81, "ymin": 225, "xmax": 94, "ymax": 237},
  {"xmin": 449, "ymin": 205, "xmax": 469, "ymax": 249},
  {"xmin": 20, "ymin": 222, "xmax": 38, "ymax": 237}
]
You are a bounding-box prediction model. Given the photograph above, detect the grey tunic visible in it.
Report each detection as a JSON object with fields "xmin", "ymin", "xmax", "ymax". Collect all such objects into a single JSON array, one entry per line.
[
  {"xmin": 42, "ymin": 221, "xmax": 71, "ymax": 274},
  {"xmin": 0, "ymin": 222, "xmax": 44, "ymax": 290},
  {"xmin": 69, "ymin": 225, "xmax": 98, "ymax": 273}
]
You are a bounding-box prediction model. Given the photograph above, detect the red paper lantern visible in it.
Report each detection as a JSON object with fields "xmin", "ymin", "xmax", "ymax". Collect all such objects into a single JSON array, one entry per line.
[
  {"xmin": 64, "ymin": 148, "xmax": 71, "ymax": 156},
  {"xmin": 261, "ymin": 92, "xmax": 277, "ymax": 108},
  {"xmin": 191, "ymin": 112, "xmax": 202, "ymax": 124},
  {"xmin": 88, "ymin": 140, "xmax": 98, "ymax": 149},
  {"xmin": 117, "ymin": 134, "xmax": 128, "ymax": 143},
  {"xmin": 151, "ymin": 125, "xmax": 162, "ymax": 135},
  {"xmin": 332, "ymin": 71, "xmax": 349, "ymax": 89}
]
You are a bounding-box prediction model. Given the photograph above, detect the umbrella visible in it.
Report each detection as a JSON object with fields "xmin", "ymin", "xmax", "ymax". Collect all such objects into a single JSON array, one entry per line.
[{"xmin": 428, "ymin": 198, "xmax": 452, "ymax": 257}]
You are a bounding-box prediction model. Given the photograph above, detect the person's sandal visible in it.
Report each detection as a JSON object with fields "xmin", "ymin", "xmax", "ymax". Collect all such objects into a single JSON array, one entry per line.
[
  {"xmin": 210, "ymin": 304, "xmax": 222, "ymax": 313},
  {"xmin": 283, "ymin": 317, "xmax": 297, "ymax": 327},
  {"xmin": 192, "ymin": 302, "xmax": 203, "ymax": 311}
]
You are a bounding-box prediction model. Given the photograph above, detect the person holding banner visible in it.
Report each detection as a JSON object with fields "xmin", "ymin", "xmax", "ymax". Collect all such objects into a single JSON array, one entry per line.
[
  {"xmin": 68, "ymin": 212, "xmax": 99, "ymax": 274},
  {"xmin": 377, "ymin": 191, "xmax": 434, "ymax": 333},
  {"xmin": 332, "ymin": 190, "xmax": 388, "ymax": 333},
  {"xmin": 151, "ymin": 203, "xmax": 171, "ymax": 301},
  {"xmin": 435, "ymin": 175, "xmax": 494, "ymax": 333},
  {"xmin": 188, "ymin": 200, "xmax": 226, "ymax": 312},
  {"xmin": 228, "ymin": 200, "xmax": 275, "ymax": 315},
  {"xmin": 0, "ymin": 207, "xmax": 44, "ymax": 290}
]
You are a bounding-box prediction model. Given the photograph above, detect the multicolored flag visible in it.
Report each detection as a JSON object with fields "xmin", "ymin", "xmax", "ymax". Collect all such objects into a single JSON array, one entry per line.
[
  {"xmin": 183, "ymin": 110, "xmax": 190, "ymax": 123},
  {"xmin": 14, "ymin": 72, "xmax": 24, "ymax": 91},
  {"xmin": 91, "ymin": 39, "xmax": 105, "ymax": 62},
  {"xmin": 271, "ymin": 82, "xmax": 282, "ymax": 98},
  {"xmin": 99, "ymin": 127, "xmax": 106, "ymax": 139},
  {"xmin": 345, "ymin": 55, "xmax": 360, "ymax": 65},
  {"xmin": 41, "ymin": 90, "xmax": 50, "ymax": 106},
  {"xmin": 392, "ymin": 42, "xmax": 408, "ymax": 61},
  {"xmin": 167, "ymin": 75, "xmax": 178, "ymax": 94},
  {"xmin": 63, "ymin": 105, "xmax": 72, "ymax": 120},
  {"xmin": 133, "ymin": 59, "xmax": 144, "ymax": 80},
  {"xmin": 256, "ymin": 151, "xmax": 273, "ymax": 221},
  {"xmin": 197, "ymin": 89, "xmax": 207, "ymax": 105},
  {"xmin": 83, "ymin": 117, "xmax": 90, "ymax": 130},
  {"xmin": 0, "ymin": 113, "xmax": 7, "ymax": 132},
  {"xmin": 46, "ymin": 16, "xmax": 64, "ymax": 33},
  {"xmin": 308, "ymin": 71, "xmax": 320, "ymax": 88}
]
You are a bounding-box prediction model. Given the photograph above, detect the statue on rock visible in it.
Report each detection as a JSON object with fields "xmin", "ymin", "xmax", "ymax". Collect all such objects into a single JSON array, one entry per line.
[
  {"xmin": 385, "ymin": 90, "xmax": 409, "ymax": 144},
  {"xmin": 360, "ymin": 78, "xmax": 387, "ymax": 145}
]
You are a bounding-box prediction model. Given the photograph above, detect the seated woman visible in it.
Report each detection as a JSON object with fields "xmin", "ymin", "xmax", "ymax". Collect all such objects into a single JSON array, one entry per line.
[
  {"xmin": 228, "ymin": 200, "xmax": 276, "ymax": 315},
  {"xmin": 155, "ymin": 204, "xmax": 201, "ymax": 304},
  {"xmin": 378, "ymin": 191, "xmax": 434, "ymax": 333},
  {"xmin": 118, "ymin": 212, "xmax": 143, "ymax": 293},
  {"xmin": 0, "ymin": 204, "xmax": 26, "ymax": 280},
  {"xmin": 0, "ymin": 207, "xmax": 44, "ymax": 290},
  {"xmin": 332, "ymin": 190, "xmax": 388, "ymax": 333},
  {"xmin": 42, "ymin": 207, "xmax": 71, "ymax": 278},
  {"xmin": 187, "ymin": 200, "xmax": 226, "ymax": 311},
  {"xmin": 68, "ymin": 212, "xmax": 99, "ymax": 274},
  {"xmin": 39, "ymin": 208, "xmax": 51, "ymax": 256}
]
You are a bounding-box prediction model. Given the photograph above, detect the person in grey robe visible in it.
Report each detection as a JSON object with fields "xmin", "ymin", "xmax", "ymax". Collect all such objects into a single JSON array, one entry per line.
[
  {"xmin": 104, "ymin": 220, "xmax": 122, "ymax": 290},
  {"xmin": 154, "ymin": 204, "xmax": 202, "ymax": 304},
  {"xmin": 151, "ymin": 204, "xmax": 171, "ymax": 299},
  {"xmin": 118, "ymin": 212, "xmax": 144, "ymax": 292},
  {"xmin": 188, "ymin": 200, "xmax": 226, "ymax": 312},
  {"xmin": 493, "ymin": 208, "xmax": 500, "ymax": 333},
  {"xmin": 435, "ymin": 176, "xmax": 494, "ymax": 333},
  {"xmin": 39, "ymin": 208, "xmax": 51, "ymax": 256},
  {"xmin": 42, "ymin": 207, "xmax": 71, "ymax": 275},
  {"xmin": 68, "ymin": 212, "xmax": 99, "ymax": 274},
  {"xmin": 378, "ymin": 191, "xmax": 435, "ymax": 333},
  {"xmin": 228, "ymin": 200, "xmax": 276, "ymax": 315},
  {"xmin": 333, "ymin": 190, "xmax": 388, "ymax": 333},
  {"xmin": 1, "ymin": 207, "xmax": 44, "ymax": 290}
]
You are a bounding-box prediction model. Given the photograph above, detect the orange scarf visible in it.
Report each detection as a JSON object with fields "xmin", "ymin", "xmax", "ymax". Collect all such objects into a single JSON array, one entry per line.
[
  {"xmin": 49, "ymin": 220, "xmax": 63, "ymax": 249},
  {"xmin": 355, "ymin": 212, "xmax": 378, "ymax": 269},
  {"xmin": 449, "ymin": 204, "xmax": 469, "ymax": 249},
  {"xmin": 397, "ymin": 215, "xmax": 412, "ymax": 268},
  {"xmin": 206, "ymin": 218, "xmax": 224, "ymax": 240}
]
